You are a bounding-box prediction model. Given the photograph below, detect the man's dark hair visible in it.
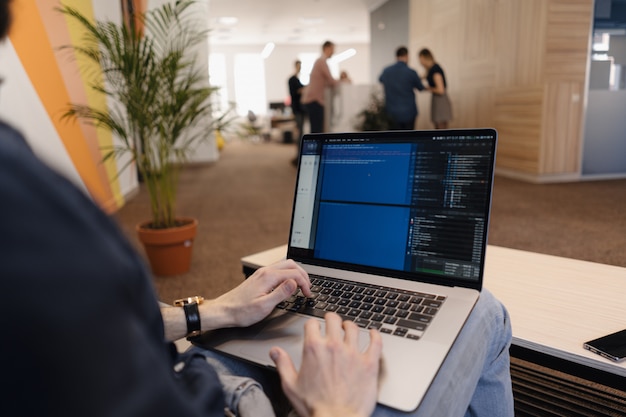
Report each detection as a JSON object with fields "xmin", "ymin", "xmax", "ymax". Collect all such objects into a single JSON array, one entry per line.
[
  {"xmin": 322, "ymin": 40, "xmax": 334, "ymax": 50},
  {"xmin": 0, "ymin": 0, "xmax": 11, "ymax": 40},
  {"xmin": 396, "ymin": 46, "xmax": 408, "ymax": 58}
]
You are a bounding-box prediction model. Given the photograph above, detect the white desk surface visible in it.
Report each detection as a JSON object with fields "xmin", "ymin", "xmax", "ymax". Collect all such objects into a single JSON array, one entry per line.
[{"xmin": 241, "ymin": 244, "xmax": 626, "ymax": 377}]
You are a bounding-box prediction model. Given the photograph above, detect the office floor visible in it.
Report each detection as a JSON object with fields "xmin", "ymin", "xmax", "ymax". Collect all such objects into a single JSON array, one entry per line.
[{"xmin": 114, "ymin": 139, "xmax": 626, "ymax": 304}]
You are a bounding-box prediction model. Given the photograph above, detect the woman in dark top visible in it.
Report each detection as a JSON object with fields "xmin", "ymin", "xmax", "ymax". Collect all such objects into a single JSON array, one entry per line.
[{"xmin": 418, "ymin": 48, "xmax": 453, "ymax": 129}]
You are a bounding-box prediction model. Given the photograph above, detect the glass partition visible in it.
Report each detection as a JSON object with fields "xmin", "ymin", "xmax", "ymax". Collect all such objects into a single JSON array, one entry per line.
[{"xmin": 582, "ymin": 0, "xmax": 626, "ymax": 176}]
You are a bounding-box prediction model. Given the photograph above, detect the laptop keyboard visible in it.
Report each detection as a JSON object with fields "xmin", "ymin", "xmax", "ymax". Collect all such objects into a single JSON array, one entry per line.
[{"xmin": 276, "ymin": 274, "xmax": 446, "ymax": 341}]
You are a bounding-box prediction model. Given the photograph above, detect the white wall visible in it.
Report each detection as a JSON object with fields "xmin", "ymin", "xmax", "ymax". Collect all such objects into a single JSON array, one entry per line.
[
  {"xmin": 0, "ymin": 1, "xmax": 127, "ymax": 197},
  {"xmin": 0, "ymin": 40, "xmax": 88, "ymax": 193},
  {"xmin": 209, "ymin": 42, "xmax": 371, "ymax": 111},
  {"xmin": 149, "ymin": 0, "xmax": 218, "ymax": 163},
  {"xmin": 92, "ymin": 1, "xmax": 138, "ymax": 198},
  {"xmin": 369, "ymin": 0, "xmax": 409, "ymax": 83}
]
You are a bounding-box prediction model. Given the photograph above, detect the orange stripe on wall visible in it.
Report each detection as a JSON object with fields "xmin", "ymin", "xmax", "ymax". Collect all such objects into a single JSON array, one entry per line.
[
  {"xmin": 34, "ymin": 0, "xmax": 119, "ymax": 211},
  {"xmin": 61, "ymin": 0, "xmax": 126, "ymax": 212},
  {"xmin": 122, "ymin": 0, "xmax": 148, "ymax": 37},
  {"xmin": 8, "ymin": 0, "xmax": 113, "ymax": 211}
]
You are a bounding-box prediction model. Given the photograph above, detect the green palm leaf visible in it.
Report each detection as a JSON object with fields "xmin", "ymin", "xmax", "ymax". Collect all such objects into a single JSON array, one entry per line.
[{"xmin": 59, "ymin": 0, "xmax": 217, "ymax": 229}]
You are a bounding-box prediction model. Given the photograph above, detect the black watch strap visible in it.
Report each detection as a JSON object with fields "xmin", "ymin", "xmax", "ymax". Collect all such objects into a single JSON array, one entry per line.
[
  {"xmin": 174, "ymin": 296, "xmax": 204, "ymax": 337},
  {"xmin": 183, "ymin": 302, "xmax": 201, "ymax": 336}
]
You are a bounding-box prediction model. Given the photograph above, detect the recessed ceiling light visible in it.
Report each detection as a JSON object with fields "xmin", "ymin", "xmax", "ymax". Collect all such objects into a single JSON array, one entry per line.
[
  {"xmin": 216, "ymin": 16, "xmax": 238, "ymax": 25},
  {"xmin": 261, "ymin": 42, "xmax": 275, "ymax": 59},
  {"xmin": 328, "ymin": 48, "xmax": 357, "ymax": 64},
  {"xmin": 298, "ymin": 17, "xmax": 325, "ymax": 25}
]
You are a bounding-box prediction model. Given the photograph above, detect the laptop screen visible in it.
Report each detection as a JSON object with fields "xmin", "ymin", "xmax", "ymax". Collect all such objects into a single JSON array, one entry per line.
[{"xmin": 288, "ymin": 129, "xmax": 497, "ymax": 289}]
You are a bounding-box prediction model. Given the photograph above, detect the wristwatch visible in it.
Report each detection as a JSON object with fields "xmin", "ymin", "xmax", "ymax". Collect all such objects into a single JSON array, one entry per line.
[{"xmin": 174, "ymin": 296, "xmax": 204, "ymax": 337}]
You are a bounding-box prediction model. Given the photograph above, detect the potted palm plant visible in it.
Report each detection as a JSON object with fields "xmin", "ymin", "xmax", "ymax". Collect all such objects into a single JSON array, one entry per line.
[
  {"xmin": 354, "ymin": 91, "xmax": 394, "ymax": 131},
  {"xmin": 61, "ymin": 1, "xmax": 216, "ymax": 276}
]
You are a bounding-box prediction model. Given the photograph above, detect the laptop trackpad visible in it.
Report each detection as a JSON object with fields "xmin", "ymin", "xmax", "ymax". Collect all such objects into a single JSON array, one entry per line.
[{"xmin": 240, "ymin": 311, "xmax": 371, "ymax": 370}]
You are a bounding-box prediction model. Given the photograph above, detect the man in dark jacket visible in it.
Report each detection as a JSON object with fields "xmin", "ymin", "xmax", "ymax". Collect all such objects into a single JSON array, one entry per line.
[
  {"xmin": 379, "ymin": 46, "xmax": 425, "ymax": 130},
  {"xmin": 0, "ymin": 2, "xmax": 382, "ymax": 417}
]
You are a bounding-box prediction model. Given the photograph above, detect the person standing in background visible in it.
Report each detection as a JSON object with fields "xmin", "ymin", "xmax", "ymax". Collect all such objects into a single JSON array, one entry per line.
[
  {"xmin": 378, "ymin": 46, "xmax": 425, "ymax": 130},
  {"xmin": 288, "ymin": 60, "xmax": 306, "ymax": 142},
  {"xmin": 301, "ymin": 40, "xmax": 342, "ymax": 133},
  {"xmin": 418, "ymin": 48, "xmax": 453, "ymax": 129},
  {"xmin": 288, "ymin": 60, "xmax": 306, "ymax": 165}
]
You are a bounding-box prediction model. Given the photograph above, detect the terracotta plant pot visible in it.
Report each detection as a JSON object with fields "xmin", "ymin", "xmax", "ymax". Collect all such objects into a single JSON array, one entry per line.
[{"xmin": 136, "ymin": 217, "xmax": 198, "ymax": 276}]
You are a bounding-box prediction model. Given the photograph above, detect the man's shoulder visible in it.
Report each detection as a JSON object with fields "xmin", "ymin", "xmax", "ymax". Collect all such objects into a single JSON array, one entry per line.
[
  {"xmin": 386, "ymin": 62, "xmax": 417, "ymax": 76},
  {"xmin": 0, "ymin": 121, "xmax": 31, "ymax": 154},
  {"xmin": 381, "ymin": 62, "xmax": 401, "ymax": 74},
  {"xmin": 312, "ymin": 56, "xmax": 327, "ymax": 69}
]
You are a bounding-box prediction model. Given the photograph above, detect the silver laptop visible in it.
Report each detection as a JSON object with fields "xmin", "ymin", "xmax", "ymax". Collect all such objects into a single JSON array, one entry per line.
[{"xmin": 193, "ymin": 129, "xmax": 498, "ymax": 412}]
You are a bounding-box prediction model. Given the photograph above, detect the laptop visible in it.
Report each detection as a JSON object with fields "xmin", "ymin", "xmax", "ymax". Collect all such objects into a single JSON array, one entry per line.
[{"xmin": 192, "ymin": 128, "xmax": 498, "ymax": 412}]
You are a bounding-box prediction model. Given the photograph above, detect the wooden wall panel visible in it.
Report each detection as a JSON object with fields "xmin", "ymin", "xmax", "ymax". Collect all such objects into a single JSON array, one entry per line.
[
  {"xmin": 544, "ymin": 0, "xmax": 594, "ymax": 82},
  {"xmin": 461, "ymin": 0, "xmax": 496, "ymax": 62},
  {"xmin": 455, "ymin": 88, "xmax": 494, "ymax": 128},
  {"xmin": 540, "ymin": 0, "xmax": 592, "ymax": 175},
  {"xmin": 494, "ymin": 0, "xmax": 546, "ymax": 88},
  {"xmin": 541, "ymin": 82, "xmax": 585, "ymax": 174},
  {"xmin": 459, "ymin": 60, "xmax": 496, "ymax": 90},
  {"xmin": 494, "ymin": 87, "xmax": 543, "ymax": 174},
  {"xmin": 431, "ymin": 0, "xmax": 461, "ymax": 32},
  {"xmin": 409, "ymin": 0, "xmax": 593, "ymax": 181},
  {"xmin": 492, "ymin": 0, "xmax": 518, "ymax": 89}
]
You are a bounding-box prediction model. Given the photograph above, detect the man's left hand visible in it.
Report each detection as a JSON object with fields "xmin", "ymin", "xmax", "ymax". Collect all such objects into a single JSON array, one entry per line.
[{"xmin": 204, "ymin": 259, "xmax": 311, "ymax": 329}]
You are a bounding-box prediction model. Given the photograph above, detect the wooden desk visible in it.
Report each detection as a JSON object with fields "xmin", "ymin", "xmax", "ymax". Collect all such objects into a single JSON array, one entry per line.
[
  {"xmin": 484, "ymin": 246, "xmax": 626, "ymax": 378},
  {"xmin": 241, "ymin": 244, "xmax": 626, "ymax": 378},
  {"xmin": 241, "ymin": 244, "xmax": 289, "ymax": 277},
  {"xmin": 270, "ymin": 115, "xmax": 295, "ymax": 129}
]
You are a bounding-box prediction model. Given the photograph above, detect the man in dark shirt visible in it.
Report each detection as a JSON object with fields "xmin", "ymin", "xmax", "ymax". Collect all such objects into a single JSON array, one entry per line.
[
  {"xmin": 0, "ymin": 3, "xmax": 381, "ymax": 417},
  {"xmin": 288, "ymin": 60, "xmax": 306, "ymax": 166},
  {"xmin": 0, "ymin": 112, "xmax": 384, "ymax": 416},
  {"xmin": 378, "ymin": 47, "xmax": 425, "ymax": 130},
  {"xmin": 288, "ymin": 60, "xmax": 306, "ymax": 142}
]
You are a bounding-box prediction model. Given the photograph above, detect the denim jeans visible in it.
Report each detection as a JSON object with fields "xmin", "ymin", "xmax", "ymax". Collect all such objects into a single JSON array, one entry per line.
[
  {"xmin": 375, "ymin": 289, "xmax": 514, "ymax": 417},
  {"xmin": 294, "ymin": 111, "xmax": 305, "ymax": 142},
  {"xmin": 193, "ymin": 288, "xmax": 514, "ymax": 417}
]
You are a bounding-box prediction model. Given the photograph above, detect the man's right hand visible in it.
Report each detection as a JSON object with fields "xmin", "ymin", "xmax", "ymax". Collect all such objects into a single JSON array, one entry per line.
[{"xmin": 270, "ymin": 313, "xmax": 383, "ymax": 417}]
